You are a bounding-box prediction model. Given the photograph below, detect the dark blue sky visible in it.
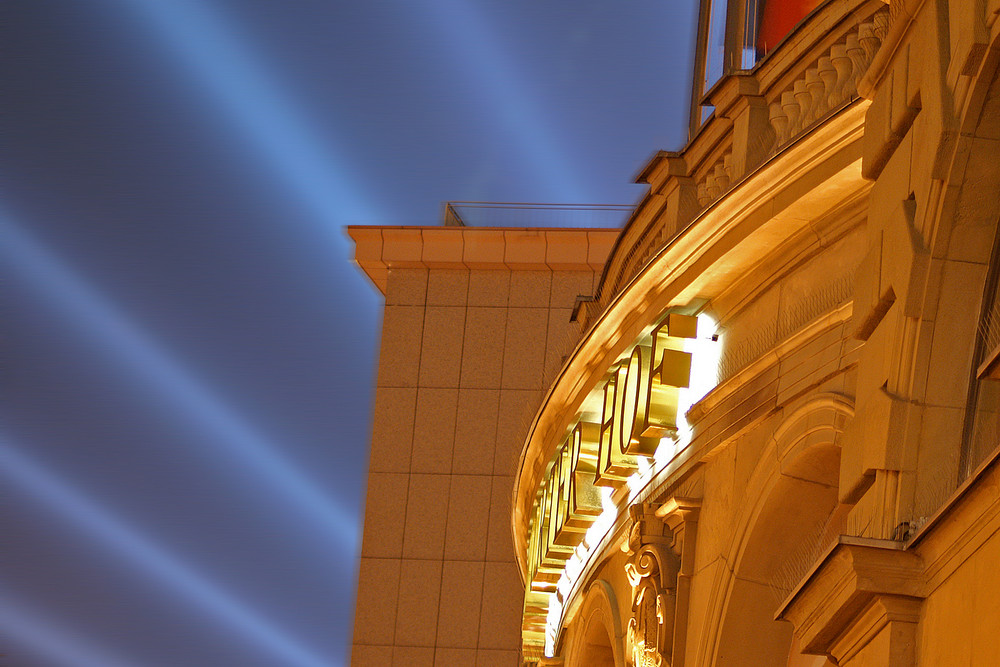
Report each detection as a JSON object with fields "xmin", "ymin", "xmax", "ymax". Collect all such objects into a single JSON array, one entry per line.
[{"xmin": 0, "ymin": 1, "xmax": 696, "ymax": 664}]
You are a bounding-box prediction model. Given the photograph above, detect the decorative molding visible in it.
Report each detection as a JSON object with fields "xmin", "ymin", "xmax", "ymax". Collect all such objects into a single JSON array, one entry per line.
[
  {"xmin": 716, "ymin": 269, "xmax": 856, "ymax": 385},
  {"xmin": 513, "ymin": 100, "xmax": 868, "ymax": 585},
  {"xmin": 621, "ymin": 501, "xmax": 702, "ymax": 667},
  {"xmin": 769, "ymin": 10, "xmax": 888, "ymax": 151},
  {"xmin": 691, "ymin": 302, "xmax": 855, "ymax": 432},
  {"xmin": 776, "ymin": 539, "xmax": 923, "ymax": 665}
]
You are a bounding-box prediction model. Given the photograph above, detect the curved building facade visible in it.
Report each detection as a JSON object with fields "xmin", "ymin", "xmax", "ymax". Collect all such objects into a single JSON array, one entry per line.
[{"xmin": 350, "ymin": 1, "xmax": 1000, "ymax": 665}]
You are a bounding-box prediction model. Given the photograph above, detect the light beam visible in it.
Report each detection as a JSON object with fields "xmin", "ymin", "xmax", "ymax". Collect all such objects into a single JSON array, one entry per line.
[
  {"xmin": 404, "ymin": 0, "xmax": 586, "ymax": 202},
  {"xmin": 0, "ymin": 214, "xmax": 355, "ymax": 547},
  {"xmin": 108, "ymin": 0, "xmax": 386, "ymax": 230},
  {"xmin": 0, "ymin": 432, "xmax": 336, "ymax": 667},
  {"xmin": 0, "ymin": 588, "xmax": 138, "ymax": 667}
]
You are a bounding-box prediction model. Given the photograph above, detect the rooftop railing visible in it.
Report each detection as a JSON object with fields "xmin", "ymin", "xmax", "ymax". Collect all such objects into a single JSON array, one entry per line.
[{"xmin": 441, "ymin": 201, "xmax": 632, "ymax": 229}]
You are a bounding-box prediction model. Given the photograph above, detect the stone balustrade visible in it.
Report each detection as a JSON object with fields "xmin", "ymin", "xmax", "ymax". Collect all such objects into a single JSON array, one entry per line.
[
  {"xmin": 589, "ymin": 2, "xmax": 890, "ymax": 322},
  {"xmin": 696, "ymin": 151, "xmax": 733, "ymax": 208},
  {"xmin": 769, "ymin": 10, "xmax": 888, "ymax": 149}
]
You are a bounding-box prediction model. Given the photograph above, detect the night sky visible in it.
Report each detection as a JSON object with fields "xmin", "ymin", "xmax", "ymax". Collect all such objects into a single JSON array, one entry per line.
[{"xmin": 1, "ymin": 1, "xmax": 696, "ymax": 665}]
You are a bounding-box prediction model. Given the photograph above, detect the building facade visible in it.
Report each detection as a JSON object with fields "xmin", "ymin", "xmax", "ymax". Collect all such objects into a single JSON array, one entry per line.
[{"xmin": 350, "ymin": 0, "xmax": 1000, "ymax": 665}]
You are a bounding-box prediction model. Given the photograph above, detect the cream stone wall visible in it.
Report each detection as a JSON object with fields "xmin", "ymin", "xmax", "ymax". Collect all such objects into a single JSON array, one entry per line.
[
  {"xmin": 510, "ymin": 92, "xmax": 874, "ymax": 667},
  {"xmin": 351, "ymin": 2, "xmax": 1000, "ymax": 665},
  {"xmin": 507, "ymin": 1, "xmax": 1000, "ymax": 664},
  {"xmin": 348, "ymin": 229, "xmax": 616, "ymax": 666},
  {"xmin": 779, "ymin": 1, "xmax": 1000, "ymax": 665},
  {"xmin": 914, "ymin": 455, "xmax": 1000, "ymax": 667}
]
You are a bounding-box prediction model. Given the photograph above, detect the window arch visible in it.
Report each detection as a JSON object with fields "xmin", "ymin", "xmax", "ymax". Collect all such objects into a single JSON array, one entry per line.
[
  {"xmin": 962, "ymin": 225, "xmax": 1000, "ymax": 478},
  {"xmin": 563, "ymin": 580, "xmax": 625, "ymax": 667},
  {"xmin": 711, "ymin": 395, "xmax": 851, "ymax": 666}
]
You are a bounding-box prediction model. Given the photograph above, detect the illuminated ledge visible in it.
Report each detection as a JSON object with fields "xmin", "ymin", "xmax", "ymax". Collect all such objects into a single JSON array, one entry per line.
[
  {"xmin": 512, "ymin": 100, "xmax": 870, "ymax": 580},
  {"xmin": 774, "ymin": 440, "xmax": 1000, "ymax": 664},
  {"xmin": 775, "ymin": 537, "xmax": 922, "ymax": 664},
  {"xmin": 346, "ymin": 226, "xmax": 619, "ymax": 295}
]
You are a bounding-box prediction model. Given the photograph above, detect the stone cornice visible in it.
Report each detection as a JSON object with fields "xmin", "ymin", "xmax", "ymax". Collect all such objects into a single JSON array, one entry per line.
[
  {"xmin": 775, "ymin": 538, "xmax": 923, "ymax": 657},
  {"xmin": 907, "ymin": 444, "xmax": 1000, "ymax": 592},
  {"xmin": 347, "ymin": 226, "xmax": 619, "ymax": 294},
  {"xmin": 512, "ymin": 102, "xmax": 870, "ymax": 580},
  {"xmin": 777, "ymin": 447, "xmax": 1000, "ymax": 663}
]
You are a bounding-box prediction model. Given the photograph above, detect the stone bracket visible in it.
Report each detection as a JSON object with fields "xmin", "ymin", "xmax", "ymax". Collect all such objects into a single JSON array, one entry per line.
[
  {"xmin": 839, "ymin": 385, "xmax": 912, "ymax": 505},
  {"xmin": 879, "ymin": 198, "xmax": 927, "ymax": 320},
  {"xmin": 828, "ymin": 594, "xmax": 922, "ymax": 666},
  {"xmin": 777, "ymin": 539, "xmax": 924, "ymax": 666},
  {"xmin": 653, "ymin": 498, "xmax": 701, "ymax": 667},
  {"xmin": 852, "ymin": 197, "xmax": 927, "ymax": 340}
]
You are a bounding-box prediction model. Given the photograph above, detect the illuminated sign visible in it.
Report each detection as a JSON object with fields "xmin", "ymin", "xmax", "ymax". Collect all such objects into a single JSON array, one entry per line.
[{"xmin": 522, "ymin": 312, "xmax": 721, "ymax": 656}]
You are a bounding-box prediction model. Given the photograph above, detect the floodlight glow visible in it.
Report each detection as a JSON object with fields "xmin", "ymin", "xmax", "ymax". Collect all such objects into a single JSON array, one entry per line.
[
  {"xmin": 584, "ymin": 486, "xmax": 617, "ymax": 549},
  {"xmin": 643, "ymin": 314, "xmax": 722, "ymax": 484},
  {"xmin": 544, "ymin": 485, "xmax": 618, "ymax": 657},
  {"xmin": 114, "ymin": 0, "xmax": 384, "ymax": 227},
  {"xmin": 0, "ymin": 217, "xmax": 354, "ymax": 546},
  {"xmin": 647, "ymin": 313, "xmax": 724, "ymax": 455},
  {"xmin": 626, "ymin": 455, "xmax": 654, "ymax": 501},
  {"xmin": 677, "ymin": 313, "xmax": 723, "ymax": 439},
  {"xmin": 0, "ymin": 433, "xmax": 332, "ymax": 667},
  {"xmin": 0, "ymin": 588, "xmax": 137, "ymax": 667},
  {"xmin": 544, "ymin": 591, "xmax": 563, "ymax": 657},
  {"xmin": 543, "ymin": 314, "xmax": 723, "ymax": 657},
  {"xmin": 654, "ymin": 435, "xmax": 680, "ymax": 468}
]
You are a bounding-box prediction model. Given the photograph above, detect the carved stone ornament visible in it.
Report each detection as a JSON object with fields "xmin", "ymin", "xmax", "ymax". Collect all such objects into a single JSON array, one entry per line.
[{"xmin": 623, "ymin": 504, "xmax": 680, "ymax": 667}]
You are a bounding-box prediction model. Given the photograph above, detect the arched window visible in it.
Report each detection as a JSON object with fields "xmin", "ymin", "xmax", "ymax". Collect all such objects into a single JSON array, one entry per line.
[
  {"xmin": 962, "ymin": 228, "xmax": 1000, "ymax": 478},
  {"xmin": 564, "ymin": 581, "xmax": 625, "ymax": 667},
  {"xmin": 577, "ymin": 617, "xmax": 616, "ymax": 667}
]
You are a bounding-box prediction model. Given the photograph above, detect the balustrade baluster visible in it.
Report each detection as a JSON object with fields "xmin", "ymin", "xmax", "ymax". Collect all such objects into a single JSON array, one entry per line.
[
  {"xmin": 830, "ymin": 44, "xmax": 854, "ymax": 106},
  {"xmin": 845, "ymin": 33, "xmax": 867, "ymax": 97},
  {"xmin": 714, "ymin": 158, "xmax": 730, "ymax": 192},
  {"xmin": 696, "ymin": 182, "xmax": 710, "ymax": 208},
  {"xmin": 781, "ymin": 90, "xmax": 801, "ymax": 139},
  {"xmin": 770, "ymin": 101, "xmax": 789, "ymax": 146},
  {"xmin": 806, "ymin": 67, "xmax": 825, "ymax": 126},
  {"xmin": 705, "ymin": 172, "xmax": 720, "ymax": 201},
  {"xmin": 858, "ymin": 21, "xmax": 879, "ymax": 65},
  {"xmin": 793, "ymin": 79, "xmax": 812, "ymax": 130}
]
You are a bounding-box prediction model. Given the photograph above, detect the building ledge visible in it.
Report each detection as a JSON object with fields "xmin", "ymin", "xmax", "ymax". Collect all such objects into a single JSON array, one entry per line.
[
  {"xmin": 776, "ymin": 537, "xmax": 923, "ymax": 664},
  {"xmin": 346, "ymin": 226, "xmax": 619, "ymax": 295},
  {"xmin": 512, "ymin": 101, "xmax": 869, "ymax": 580}
]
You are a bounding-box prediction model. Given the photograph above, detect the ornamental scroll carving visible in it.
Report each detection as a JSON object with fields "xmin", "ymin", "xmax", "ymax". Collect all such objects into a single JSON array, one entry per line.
[{"xmin": 623, "ymin": 504, "xmax": 680, "ymax": 667}]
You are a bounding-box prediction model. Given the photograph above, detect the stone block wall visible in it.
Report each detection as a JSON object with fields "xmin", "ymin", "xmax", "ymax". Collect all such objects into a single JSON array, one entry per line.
[{"xmin": 349, "ymin": 228, "xmax": 615, "ymax": 666}]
